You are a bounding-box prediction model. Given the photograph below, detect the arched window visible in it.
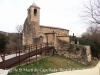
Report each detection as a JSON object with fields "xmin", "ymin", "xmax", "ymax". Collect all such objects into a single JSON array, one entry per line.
[{"xmin": 34, "ymin": 9, "xmax": 37, "ymax": 16}]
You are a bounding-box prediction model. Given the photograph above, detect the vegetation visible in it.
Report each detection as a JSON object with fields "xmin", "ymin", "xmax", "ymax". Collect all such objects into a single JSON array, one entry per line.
[
  {"xmin": 8, "ymin": 55, "xmax": 99, "ymax": 75},
  {"xmin": 70, "ymin": 35, "xmax": 77, "ymax": 44},
  {"xmin": 80, "ymin": 0, "xmax": 100, "ymax": 58},
  {"xmin": 69, "ymin": 0, "xmax": 100, "ymax": 58},
  {"xmin": 16, "ymin": 25, "xmax": 23, "ymax": 47},
  {"xmin": 79, "ymin": 25, "xmax": 100, "ymax": 58},
  {"xmin": 0, "ymin": 33, "xmax": 8, "ymax": 51},
  {"xmin": 82, "ymin": 0, "xmax": 100, "ymax": 25}
]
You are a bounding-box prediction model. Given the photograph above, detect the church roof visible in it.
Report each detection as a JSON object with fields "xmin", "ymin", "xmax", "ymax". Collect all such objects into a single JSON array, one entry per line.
[
  {"xmin": 40, "ymin": 25, "xmax": 69, "ymax": 31},
  {"xmin": 29, "ymin": 2, "xmax": 40, "ymax": 9}
]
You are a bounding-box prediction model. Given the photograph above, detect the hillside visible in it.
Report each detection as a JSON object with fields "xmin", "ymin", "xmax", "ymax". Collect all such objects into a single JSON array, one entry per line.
[
  {"xmin": 0, "ymin": 31, "xmax": 22, "ymax": 49},
  {"xmin": 8, "ymin": 55, "xmax": 99, "ymax": 75}
]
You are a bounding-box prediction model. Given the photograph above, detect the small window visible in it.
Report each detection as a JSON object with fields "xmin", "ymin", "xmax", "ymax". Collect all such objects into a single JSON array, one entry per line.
[{"xmin": 34, "ymin": 9, "xmax": 37, "ymax": 16}]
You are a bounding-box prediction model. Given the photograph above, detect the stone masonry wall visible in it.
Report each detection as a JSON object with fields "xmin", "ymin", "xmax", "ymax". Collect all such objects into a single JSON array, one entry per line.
[
  {"xmin": 57, "ymin": 36, "xmax": 70, "ymax": 42},
  {"xmin": 23, "ymin": 18, "xmax": 36, "ymax": 45},
  {"xmin": 40, "ymin": 26, "xmax": 69, "ymax": 37},
  {"xmin": 57, "ymin": 39, "xmax": 91, "ymax": 65}
]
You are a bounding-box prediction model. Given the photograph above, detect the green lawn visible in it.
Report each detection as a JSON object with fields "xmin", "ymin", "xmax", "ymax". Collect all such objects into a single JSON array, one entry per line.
[{"xmin": 8, "ymin": 55, "xmax": 99, "ymax": 75}]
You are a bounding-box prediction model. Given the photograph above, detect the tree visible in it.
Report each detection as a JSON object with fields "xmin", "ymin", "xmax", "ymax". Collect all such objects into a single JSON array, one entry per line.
[
  {"xmin": 82, "ymin": 0, "xmax": 100, "ymax": 25},
  {"xmin": 79, "ymin": 25, "xmax": 100, "ymax": 57},
  {"xmin": 16, "ymin": 25, "xmax": 23, "ymax": 34},
  {"xmin": 81, "ymin": 0, "xmax": 100, "ymax": 58},
  {"xmin": 70, "ymin": 35, "xmax": 78, "ymax": 44},
  {"xmin": 16, "ymin": 25, "xmax": 23, "ymax": 47},
  {"xmin": 0, "ymin": 33, "xmax": 8, "ymax": 51}
]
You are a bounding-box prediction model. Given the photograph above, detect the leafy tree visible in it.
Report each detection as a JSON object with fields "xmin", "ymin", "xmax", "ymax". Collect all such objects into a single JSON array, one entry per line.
[
  {"xmin": 80, "ymin": 0, "xmax": 100, "ymax": 58},
  {"xmin": 79, "ymin": 25, "xmax": 100, "ymax": 57},
  {"xmin": 0, "ymin": 33, "xmax": 8, "ymax": 51}
]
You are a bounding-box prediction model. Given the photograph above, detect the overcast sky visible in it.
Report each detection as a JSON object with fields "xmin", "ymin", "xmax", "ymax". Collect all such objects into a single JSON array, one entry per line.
[{"xmin": 0, "ymin": 0, "xmax": 89, "ymax": 36}]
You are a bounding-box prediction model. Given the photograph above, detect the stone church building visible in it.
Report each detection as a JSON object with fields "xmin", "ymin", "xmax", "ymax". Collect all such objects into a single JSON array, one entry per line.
[
  {"xmin": 22, "ymin": 3, "xmax": 70, "ymax": 48},
  {"xmin": 22, "ymin": 3, "xmax": 91, "ymax": 64}
]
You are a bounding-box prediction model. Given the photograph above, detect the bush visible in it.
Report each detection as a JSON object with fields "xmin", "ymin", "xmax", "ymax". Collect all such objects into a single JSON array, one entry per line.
[
  {"xmin": 79, "ymin": 37, "xmax": 100, "ymax": 58},
  {"xmin": 0, "ymin": 33, "xmax": 8, "ymax": 51}
]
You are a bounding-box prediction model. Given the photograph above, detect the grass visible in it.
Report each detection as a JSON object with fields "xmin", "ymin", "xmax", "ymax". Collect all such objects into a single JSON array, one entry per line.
[
  {"xmin": 75, "ymin": 44, "xmax": 83, "ymax": 46},
  {"xmin": 86, "ymin": 59, "xmax": 99, "ymax": 68},
  {"xmin": 8, "ymin": 55, "xmax": 99, "ymax": 75}
]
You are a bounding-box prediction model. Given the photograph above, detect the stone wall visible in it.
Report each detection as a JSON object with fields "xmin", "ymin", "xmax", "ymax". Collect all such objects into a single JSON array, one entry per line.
[
  {"xmin": 57, "ymin": 36, "xmax": 70, "ymax": 43},
  {"xmin": 40, "ymin": 26, "xmax": 70, "ymax": 46},
  {"xmin": 22, "ymin": 18, "xmax": 34, "ymax": 45},
  {"xmin": 44, "ymin": 33, "xmax": 57, "ymax": 47},
  {"xmin": 40, "ymin": 26, "xmax": 69, "ymax": 36},
  {"xmin": 23, "ymin": 18, "xmax": 41, "ymax": 45},
  {"xmin": 57, "ymin": 39, "xmax": 91, "ymax": 65},
  {"xmin": 22, "ymin": 19, "xmax": 70, "ymax": 46}
]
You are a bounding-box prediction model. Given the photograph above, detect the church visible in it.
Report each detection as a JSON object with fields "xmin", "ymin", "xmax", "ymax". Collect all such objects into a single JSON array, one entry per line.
[
  {"xmin": 22, "ymin": 3, "xmax": 70, "ymax": 48},
  {"xmin": 22, "ymin": 3, "xmax": 92, "ymax": 64}
]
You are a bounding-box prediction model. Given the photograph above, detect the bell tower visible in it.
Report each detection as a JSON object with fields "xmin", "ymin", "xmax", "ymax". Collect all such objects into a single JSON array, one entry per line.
[
  {"xmin": 27, "ymin": 3, "xmax": 40, "ymax": 38},
  {"xmin": 23, "ymin": 2, "xmax": 41, "ymax": 45},
  {"xmin": 28, "ymin": 3, "xmax": 40, "ymax": 22}
]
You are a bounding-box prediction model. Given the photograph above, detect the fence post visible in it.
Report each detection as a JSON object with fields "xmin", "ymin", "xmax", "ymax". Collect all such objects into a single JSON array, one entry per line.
[
  {"xmin": 3, "ymin": 53, "xmax": 5, "ymax": 69},
  {"xmin": 45, "ymin": 43, "xmax": 47, "ymax": 57},
  {"xmin": 36, "ymin": 45, "xmax": 37, "ymax": 61},
  {"xmin": 45, "ymin": 43, "xmax": 47, "ymax": 50},
  {"xmin": 41, "ymin": 44, "xmax": 42, "ymax": 58},
  {"xmin": 19, "ymin": 48, "xmax": 20, "ymax": 65},
  {"xmin": 16, "ymin": 47, "xmax": 17, "ymax": 57},
  {"xmin": 29, "ymin": 46, "xmax": 30, "ymax": 62}
]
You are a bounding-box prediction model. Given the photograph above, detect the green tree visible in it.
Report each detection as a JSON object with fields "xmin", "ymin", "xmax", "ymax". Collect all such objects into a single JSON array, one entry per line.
[
  {"xmin": 0, "ymin": 33, "xmax": 8, "ymax": 51},
  {"xmin": 70, "ymin": 35, "xmax": 78, "ymax": 44},
  {"xmin": 79, "ymin": 25, "xmax": 100, "ymax": 57},
  {"xmin": 80, "ymin": 0, "xmax": 100, "ymax": 58}
]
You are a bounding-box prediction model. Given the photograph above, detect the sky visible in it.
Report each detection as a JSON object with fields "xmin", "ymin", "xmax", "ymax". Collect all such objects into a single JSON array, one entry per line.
[{"xmin": 0, "ymin": 0, "xmax": 89, "ymax": 36}]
